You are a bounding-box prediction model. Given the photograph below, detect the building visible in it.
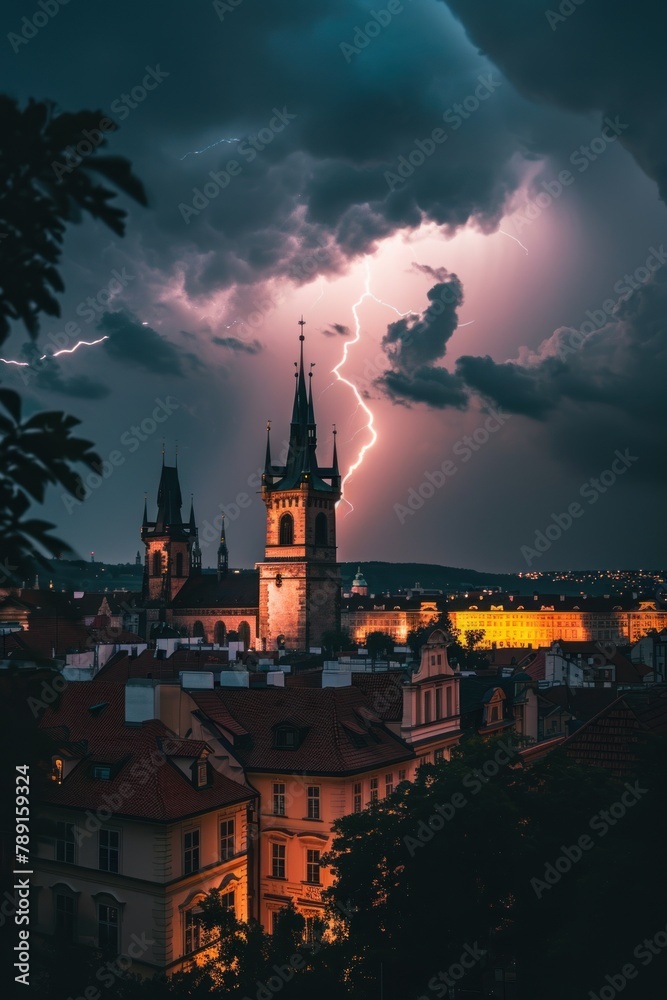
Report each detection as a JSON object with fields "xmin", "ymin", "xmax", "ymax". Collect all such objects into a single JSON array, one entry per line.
[
  {"xmin": 341, "ymin": 592, "xmax": 667, "ymax": 649},
  {"xmin": 34, "ymin": 681, "xmax": 256, "ymax": 974},
  {"xmin": 128, "ymin": 324, "xmax": 341, "ymax": 653},
  {"xmin": 257, "ymin": 322, "xmax": 341, "ymax": 649},
  {"xmin": 350, "ymin": 568, "xmax": 368, "ymax": 596}
]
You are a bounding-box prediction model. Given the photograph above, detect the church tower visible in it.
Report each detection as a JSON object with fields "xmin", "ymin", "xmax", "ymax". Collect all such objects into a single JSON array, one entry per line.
[
  {"xmin": 258, "ymin": 321, "xmax": 341, "ymax": 649},
  {"xmin": 141, "ymin": 455, "xmax": 198, "ymax": 603}
]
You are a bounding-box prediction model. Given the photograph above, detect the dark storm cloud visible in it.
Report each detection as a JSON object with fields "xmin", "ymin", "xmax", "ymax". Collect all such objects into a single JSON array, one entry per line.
[
  {"xmin": 1, "ymin": 0, "xmax": 582, "ymax": 309},
  {"xmin": 321, "ymin": 323, "xmax": 350, "ymax": 337},
  {"xmin": 455, "ymin": 267, "xmax": 667, "ymax": 484},
  {"xmin": 375, "ymin": 272, "xmax": 468, "ymax": 408},
  {"xmin": 443, "ymin": 0, "xmax": 667, "ymax": 200},
  {"xmin": 381, "ymin": 365, "xmax": 468, "ymax": 409},
  {"xmin": 211, "ymin": 336, "xmax": 262, "ymax": 354},
  {"xmin": 98, "ymin": 311, "xmax": 202, "ymax": 376}
]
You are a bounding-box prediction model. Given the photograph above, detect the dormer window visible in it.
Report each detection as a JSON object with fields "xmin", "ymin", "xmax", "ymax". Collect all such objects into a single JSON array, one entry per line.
[
  {"xmin": 195, "ymin": 759, "xmax": 208, "ymax": 788},
  {"xmin": 52, "ymin": 757, "xmax": 64, "ymax": 784},
  {"xmin": 274, "ymin": 726, "xmax": 299, "ymax": 749},
  {"xmin": 92, "ymin": 765, "xmax": 111, "ymax": 780}
]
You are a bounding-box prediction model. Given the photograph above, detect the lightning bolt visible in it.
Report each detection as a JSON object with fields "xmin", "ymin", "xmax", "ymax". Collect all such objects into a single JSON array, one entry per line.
[
  {"xmin": 180, "ymin": 136, "xmax": 242, "ymax": 160},
  {"xmin": 332, "ymin": 259, "xmax": 476, "ymax": 514},
  {"xmin": 332, "ymin": 261, "xmax": 414, "ymax": 515},
  {"xmin": 498, "ymin": 228, "xmax": 529, "ymax": 254},
  {"xmin": 1, "ymin": 336, "xmax": 109, "ymax": 369}
]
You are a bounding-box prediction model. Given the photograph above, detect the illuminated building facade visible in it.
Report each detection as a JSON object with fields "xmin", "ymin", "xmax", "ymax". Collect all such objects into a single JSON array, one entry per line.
[{"xmin": 342, "ymin": 595, "xmax": 667, "ymax": 649}]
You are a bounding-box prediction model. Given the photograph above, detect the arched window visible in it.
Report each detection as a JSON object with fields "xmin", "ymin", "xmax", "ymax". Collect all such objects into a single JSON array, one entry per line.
[
  {"xmin": 176, "ymin": 552, "xmax": 183, "ymax": 577},
  {"xmin": 279, "ymin": 513, "xmax": 293, "ymax": 545},
  {"xmin": 152, "ymin": 551, "xmax": 161, "ymax": 577},
  {"xmin": 192, "ymin": 621, "xmax": 205, "ymax": 639},
  {"xmin": 314, "ymin": 512, "xmax": 328, "ymax": 546},
  {"xmin": 238, "ymin": 621, "xmax": 251, "ymax": 649},
  {"xmin": 214, "ymin": 621, "xmax": 226, "ymax": 645}
]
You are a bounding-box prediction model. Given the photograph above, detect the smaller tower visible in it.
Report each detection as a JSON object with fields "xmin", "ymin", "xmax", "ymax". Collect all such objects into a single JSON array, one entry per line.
[
  {"xmin": 217, "ymin": 515, "xmax": 229, "ymax": 581},
  {"xmin": 141, "ymin": 453, "xmax": 197, "ymax": 603},
  {"xmin": 351, "ymin": 566, "xmax": 368, "ymax": 596}
]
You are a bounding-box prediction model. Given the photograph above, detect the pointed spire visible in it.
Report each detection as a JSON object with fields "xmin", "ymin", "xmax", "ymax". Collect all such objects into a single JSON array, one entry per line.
[
  {"xmin": 188, "ymin": 494, "xmax": 196, "ymax": 530},
  {"xmin": 217, "ymin": 512, "xmax": 229, "ymax": 581},
  {"xmin": 265, "ymin": 420, "xmax": 272, "ymax": 471},
  {"xmin": 261, "ymin": 320, "xmax": 340, "ymax": 496},
  {"xmin": 332, "ymin": 424, "xmax": 339, "ymax": 476},
  {"xmin": 294, "ymin": 317, "xmax": 308, "ymax": 425},
  {"xmin": 307, "ymin": 363, "xmax": 316, "ymax": 425},
  {"xmin": 142, "ymin": 493, "xmax": 148, "ymax": 528}
]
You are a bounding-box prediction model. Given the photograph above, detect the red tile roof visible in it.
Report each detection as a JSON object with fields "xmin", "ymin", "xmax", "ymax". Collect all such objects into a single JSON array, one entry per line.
[
  {"xmin": 350, "ymin": 672, "xmax": 404, "ymax": 722},
  {"xmin": 191, "ymin": 686, "xmax": 414, "ymax": 775},
  {"xmin": 523, "ymin": 650, "xmax": 546, "ymax": 681},
  {"xmin": 38, "ymin": 682, "xmax": 254, "ymax": 820},
  {"xmin": 558, "ymin": 686, "xmax": 667, "ymax": 777}
]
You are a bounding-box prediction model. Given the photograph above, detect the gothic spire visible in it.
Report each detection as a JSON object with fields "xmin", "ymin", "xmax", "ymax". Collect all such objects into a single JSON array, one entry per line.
[{"xmin": 217, "ymin": 513, "xmax": 229, "ymax": 580}]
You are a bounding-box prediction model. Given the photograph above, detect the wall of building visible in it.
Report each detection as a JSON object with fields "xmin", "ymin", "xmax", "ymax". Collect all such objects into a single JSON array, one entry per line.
[{"xmin": 342, "ymin": 607, "xmax": 667, "ymax": 650}]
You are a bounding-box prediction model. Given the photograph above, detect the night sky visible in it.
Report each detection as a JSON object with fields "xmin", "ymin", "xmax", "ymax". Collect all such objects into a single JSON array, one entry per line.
[{"xmin": 2, "ymin": 0, "xmax": 665, "ymax": 572}]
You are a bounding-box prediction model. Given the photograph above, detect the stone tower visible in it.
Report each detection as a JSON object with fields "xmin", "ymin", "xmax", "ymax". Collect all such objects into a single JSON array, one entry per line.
[
  {"xmin": 257, "ymin": 321, "xmax": 341, "ymax": 649},
  {"xmin": 141, "ymin": 456, "xmax": 198, "ymax": 603}
]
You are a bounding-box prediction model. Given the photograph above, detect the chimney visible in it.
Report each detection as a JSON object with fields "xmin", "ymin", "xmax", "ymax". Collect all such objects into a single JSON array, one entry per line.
[{"xmin": 125, "ymin": 679, "xmax": 158, "ymax": 724}]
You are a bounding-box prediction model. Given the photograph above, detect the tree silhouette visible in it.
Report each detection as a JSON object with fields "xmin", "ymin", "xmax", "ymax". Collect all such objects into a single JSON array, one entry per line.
[{"xmin": 0, "ymin": 96, "xmax": 146, "ymax": 580}]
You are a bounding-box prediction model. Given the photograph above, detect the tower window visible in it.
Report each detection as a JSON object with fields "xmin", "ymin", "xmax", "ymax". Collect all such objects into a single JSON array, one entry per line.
[
  {"xmin": 152, "ymin": 551, "xmax": 161, "ymax": 577},
  {"xmin": 279, "ymin": 512, "xmax": 294, "ymax": 545},
  {"xmin": 314, "ymin": 512, "xmax": 328, "ymax": 546}
]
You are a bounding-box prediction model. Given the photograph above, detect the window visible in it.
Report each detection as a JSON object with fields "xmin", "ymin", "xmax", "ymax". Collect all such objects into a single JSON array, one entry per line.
[
  {"xmin": 446, "ymin": 686, "xmax": 453, "ymax": 717},
  {"xmin": 353, "ymin": 782, "xmax": 362, "ymax": 813},
  {"xmin": 307, "ymin": 786, "xmax": 320, "ymax": 820},
  {"xmin": 184, "ymin": 909, "xmax": 201, "ymax": 954},
  {"xmin": 424, "ymin": 691, "xmax": 432, "ymax": 724},
  {"xmin": 220, "ymin": 819, "xmax": 235, "ymax": 861},
  {"xmin": 55, "ymin": 892, "xmax": 75, "ymax": 941},
  {"xmin": 306, "ymin": 849, "xmax": 321, "ymax": 884},
  {"xmin": 279, "ymin": 512, "xmax": 294, "ymax": 545},
  {"xmin": 385, "ymin": 773, "xmax": 393, "ymax": 796},
  {"xmin": 220, "ymin": 890, "xmax": 235, "ymax": 914},
  {"xmin": 489, "ymin": 705, "xmax": 500, "ymax": 723},
  {"xmin": 434, "ymin": 749, "xmax": 445, "ymax": 764},
  {"xmin": 196, "ymin": 759, "xmax": 208, "ymax": 788},
  {"xmin": 214, "ymin": 620, "xmax": 226, "ymax": 645},
  {"xmin": 435, "ymin": 688, "xmax": 442, "ymax": 719},
  {"xmin": 56, "ymin": 822, "xmax": 75, "ymax": 864},
  {"xmin": 238, "ymin": 620, "xmax": 251, "ymax": 649},
  {"xmin": 99, "ymin": 829, "xmax": 119, "ymax": 873},
  {"xmin": 304, "ymin": 916, "xmax": 318, "ymax": 946},
  {"xmin": 271, "ymin": 842, "xmax": 286, "ymax": 879},
  {"xmin": 273, "ymin": 783, "xmax": 286, "ymax": 816},
  {"xmin": 184, "ymin": 829, "xmax": 200, "ymax": 875},
  {"xmin": 92, "ymin": 765, "xmax": 111, "ymax": 780},
  {"xmin": 98, "ymin": 903, "xmax": 119, "ymax": 954},
  {"xmin": 369, "ymin": 777, "xmax": 379, "ymax": 803},
  {"xmin": 176, "ymin": 552, "xmax": 184, "ymax": 577},
  {"xmin": 152, "ymin": 551, "xmax": 161, "ymax": 577},
  {"xmin": 271, "ymin": 910, "xmax": 281, "ymax": 934},
  {"xmin": 192, "ymin": 620, "xmax": 205, "ymax": 638},
  {"xmin": 275, "ymin": 727, "xmax": 299, "ymax": 748},
  {"xmin": 314, "ymin": 512, "xmax": 328, "ymax": 546},
  {"xmin": 398, "ymin": 769, "xmax": 407, "ymax": 783}
]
